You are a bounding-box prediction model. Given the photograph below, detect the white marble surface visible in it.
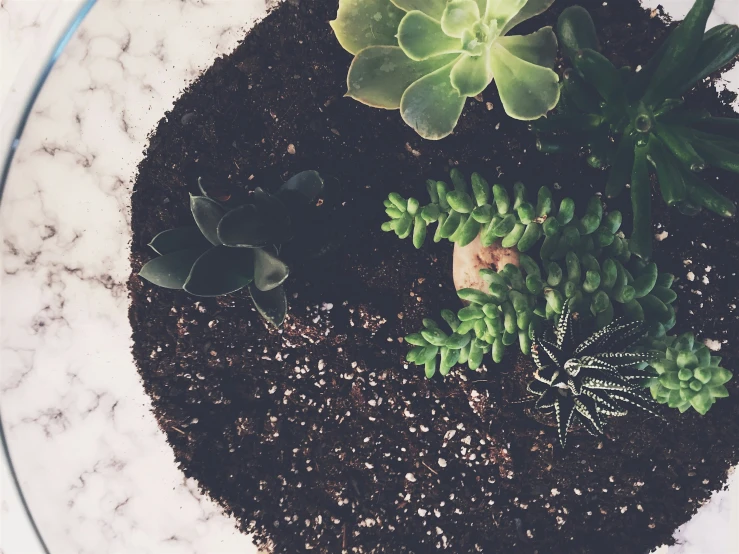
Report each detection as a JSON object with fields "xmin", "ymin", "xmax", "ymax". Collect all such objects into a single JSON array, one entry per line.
[{"xmin": 0, "ymin": 1, "xmax": 737, "ymax": 553}]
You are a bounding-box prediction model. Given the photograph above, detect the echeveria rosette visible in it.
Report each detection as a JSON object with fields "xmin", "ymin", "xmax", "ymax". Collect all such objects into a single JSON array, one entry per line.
[
  {"xmin": 647, "ymin": 333, "xmax": 733, "ymax": 415},
  {"xmin": 331, "ymin": 0, "xmax": 561, "ymax": 140},
  {"xmin": 533, "ymin": 1, "xmax": 739, "ymax": 260},
  {"xmin": 138, "ymin": 171, "xmax": 324, "ymax": 328},
  {"xmin": 527, "ymin": 300, "xmax": 661, "ymax": 447}
]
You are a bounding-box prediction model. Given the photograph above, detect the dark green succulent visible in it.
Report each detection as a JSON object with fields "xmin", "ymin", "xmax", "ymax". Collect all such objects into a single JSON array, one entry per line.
[
  {"xmin": 532, "ymin": 1, "xmax": 739, "ymax": 259},
  {"xmin": 139, "ymin": 171, "xmax": 324, "ymax": 328},
  {"xmin": 647, "ymin": 332, "xmax": 732, "ymax": 415},
  {"xmin": 528, "ymin": 300, "xmax": 660, "ymax": 447},
  {"xmin": 394, "ymin": 171, "xmax": 677, "ymax": 376}
]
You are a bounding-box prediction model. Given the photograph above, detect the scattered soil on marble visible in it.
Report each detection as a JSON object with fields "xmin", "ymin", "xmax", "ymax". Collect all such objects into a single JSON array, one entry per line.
[{"xmin": 128, "ymin": 1, "xmax": 739, "ymax": 553}]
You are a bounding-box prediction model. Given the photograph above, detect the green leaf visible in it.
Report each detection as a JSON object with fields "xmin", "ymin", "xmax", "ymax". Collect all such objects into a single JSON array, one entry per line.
[
  {"xmin": 498, "ymin": 0, "xmax": 554, "ymax": 35},
  {"xmin": 183, "ymin": 246, "xmax": 255, "ymax": 297},
  {"xmin": 484, "ymin": 0, "xmax": 526, "ymax": 29},
  {"xmin": 148, "ymin": 227, "xmax": 210, "ymax": 255},
  {"xmin": 330, "ymin": 0, "xmax": 404, "ymax": 55},
  {"xmin": 190, "ymin": 195, "xmax": 226, "ymax": 246},
  {"xmin": 690, "ymin": 387, "xmax": 714, "ymax": 415},
  {"xmin": 217, "ymin": 204, "xmax": 289, "ymax": 248},
  {"xmin": 489, "ymin": 43, "xmax": 560, "ymax": 120},
  {"xmin": 139, "ymin": 248, "xmax": 205, "ymax": 290},
  {"xmin": 496, "ymin": 27, "xmax": 557, "ymax": 68},
  {"xmin": 441, "ymin": 0, "xmax": 480, "ymax": 39},
  {"xmin": 250, "ymin": 284, "xmax": 288, "ymax": 328},
  {"xmin": 279, "ymin": 170, "xmax": 324, "ymax": 202},
  {"xmin": 254, "ymin": 247, "xmax": 290, "ymax": 292},
  {"xmin": 675, "ymin": 24, "xmax": 739, "ymax": 95},
  {"xmin": 390, "ymin": 0, "xmax": 447, "ymax": 20},
  {"xmin": 450, "ymin": 51, "xmax": 493, "ymax": 97},
  {"xmin": 398, "ymin": 11, "xmax": 463, "ymax": 61},
  {"xmin": 556, "ymin": 6, "xmax": 599, "ymax": 59},
  {"xmin": 347, "ymin": 46, "xmax": 457, "ymax": 109},
  {"xmin": 400, "ymin": 61, "xmax": 466, "ymax": 140}
]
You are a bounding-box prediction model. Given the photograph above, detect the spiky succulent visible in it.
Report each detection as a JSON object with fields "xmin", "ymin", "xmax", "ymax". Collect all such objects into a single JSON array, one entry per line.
[
  {"xmin": 647, "ymin": 332, "xmax": 733, "ymax": 415},
  {"xmin": 330, "ymin": 0, "xmax": 560, "ymax": 140},
  {"xmin": 532, "ymin": 1, "xmax": 739, "ymax": 259},
  {"xmin": 527, "ymin": 301, "xmax": 660, "ymax": 447},
  {"xmin": 394, "ymin": 171, "xmax": 677, "ymax": 376},
  {"xmin": 139, "ymin": 171, "xmax": 324, "ymax": 328}
]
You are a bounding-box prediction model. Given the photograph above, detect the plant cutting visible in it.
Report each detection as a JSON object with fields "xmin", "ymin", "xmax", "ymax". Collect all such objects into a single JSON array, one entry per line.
[
  {"xmin": 330, "ymin": 0, "xmax": 561, "ymax": 139},
  {"xmin": 139, "ymin": 170, "xmax": 324, "ymax": 327},
  {"xmin": 533, "ymin": 0, "xmax": 739, "ymax": 259},
  {"xmin": 527, "ymin": 300, "xmax": 660, "ymax": 447}
]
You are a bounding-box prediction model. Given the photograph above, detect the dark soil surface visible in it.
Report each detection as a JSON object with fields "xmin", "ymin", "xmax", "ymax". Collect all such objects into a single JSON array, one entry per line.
[{"xmin": 128, "ymin": 1, "xmax": 739, "ymax": 552}]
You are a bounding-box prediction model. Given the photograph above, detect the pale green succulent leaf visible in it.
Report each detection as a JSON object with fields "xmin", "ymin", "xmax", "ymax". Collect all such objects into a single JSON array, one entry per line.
[
  {"xmin": 390, "ymin": 0, "xmax": 447, "ymax": 20},
  {"xmin": 330, "ymin": 0, "xmax": 404, "ymax": 55},
  {"xmin": 496, "ymin": 26, "xmax": 557, "ymax": 68},
  {"xmin": 689, "ymin": 387, "xmax": 714, "ymax": 415},
  {"xmin": 441, "ymin": 0, "xmax": 481, "ymax": 39},
  {"xmin": 400, "ymin": 61, "xmax": 467, "ymax": 140},
  {"xmin": 254, "ymin": 247, "xmax": 290, "ymax": 292},
  {"xmin": 183, "ymin": 246, "xmax": 255, "ymax": 297},
  {"xmin": 489, "ymin": 43, "xmax": 560, "ymax": 120},
  {"xmin": 347, "ymin": 46, "xmax": 457, "ymax": 109},
  {"xmin": 450, "ymin": 51, "xmax": 493, "ymax": 97},
  {"xmin": 500, "ymin": 0, "xmax": 556, "ymax": 35},
  {"xmin": 484, "ymin": 0, "xmax": 526, "ymax": 29},
  {"xmin": 398, "ymin": 11, "xmax": 464, "ymax": 61},
  {"xmin": 250, "ymin": 283, "xmax": 288, "ymax": 328},
  {"xmin": 139, "ymin": 248, "xmax": 205, "ymax": 290}
]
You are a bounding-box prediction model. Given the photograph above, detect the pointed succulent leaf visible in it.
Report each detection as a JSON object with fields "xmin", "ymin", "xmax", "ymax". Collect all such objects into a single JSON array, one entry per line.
[
  {"xmin": 190, "ymin": 195, "xmax": 226, "ymax": 246},
  {"xmin": 489, "ymin": 43, "xmax": 560, "ymax": 120},
  {"xmin": 390, "ymin": 0, "xmax": 447, "ymax": 20},
  {"xmin": 499, "ymin": 0, "xmax": 555, "ymax": 35},
  {"xmin": 675, "ymin": 24, "xmax": 739, "ymax": 95},
  {"xmin": 139, "ymin": 248, "xmax": 205, "ymax": 290},
  {"xmin": 484, "ymin": 0, "xmax": 526, "ymax": 29},
  {"xmin": 183, "ymin": 246, "xmax": 255, "ymax": 297},
  {"xmin": 254, "ymin": 247, "xmax": 290, "ymax": 292},
  {"xmin": 400, "ymin": 61, "xmax": 466, "ymax": 140},
  {"xmin": 217, "ymin": 204, "xmax": 289, "ymax": 248},
  {"xmin": 148, "ymin": 227, "xmax": 211, "ymax": 255},
  {"xmin": 398, "ymin": 11, "xmax": 463, "ymax": 61},
  {"xmin": 496, "ymin": 27, "xmax": 557, "ymax": 68},
  {"xmin": 279, "ymin": 170, "xmax": 325, "ymax": 202},
  {"xmin": 441, "ymin": 0, "xmax": 481, "ymax": 39},
  {"xmin": 330, "ymin": 0, "xmax": 404, "ymax": 55},
  {"xmin": 250, "ymin": 283, "xmax": 288, "ymax": 328},
  {"xmin": 450, "ymin": 50, "xmax": 493, "ymax": 96},
  {"xmin": 347, "ymin": 47, "xmax": 458, "ymax": 109}
]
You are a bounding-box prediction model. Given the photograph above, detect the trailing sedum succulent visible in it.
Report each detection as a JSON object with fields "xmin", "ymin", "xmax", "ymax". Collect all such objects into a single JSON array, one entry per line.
[
  {"xmin": 330, "ymin": 0, "xmax": 560, "ymax": 140},
  {"xmin": 528, "ymin": 301, "xmax": 660, "ymax": 447},
  {"xmin": 647, "ymin": 332, "xmax": 732, "ymax": 415},
  {"xmin": 396, "ymin": 171, "xmax": 678, "ymax": 376},
  {"xmin": 139, "ymin": 171, "xmax": 324, "ymax": 328},
  {"xmin": 533, "ymin": 1, "xmax": 739, "ymax": 260}
]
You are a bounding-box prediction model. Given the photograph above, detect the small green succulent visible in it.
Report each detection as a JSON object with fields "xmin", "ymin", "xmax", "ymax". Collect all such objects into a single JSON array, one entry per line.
[
  {"xmin": 647, "ymin": 332, "xmax": 732, "ymax": 415},
  {"xmin": 139, "ymin": 171, "xmax": 324, "ymax": 328},
  {"xmin": 532, "ymin": 1, "xmax": 739, "ymax": 260},
  {"xmin": 330, "ymin": 0, "xmax": 560, "ymax": 139},
  {"xmin": 528, "ymin": 300, "xmax": 660, "ymax": 447},
  {"xmin": 396, "ymin": 171, "xmax": 678, "ymax": 376}
]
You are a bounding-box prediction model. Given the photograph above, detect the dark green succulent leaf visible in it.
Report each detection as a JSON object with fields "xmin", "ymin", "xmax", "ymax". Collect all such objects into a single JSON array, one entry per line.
[
  {"xmin": 279, "ymin": 170, "xmax": 325, "ymax": 203},
  {"xmin": 139, "ymin": 248, "xmax": 205, "ymax": 290},
  {"xmin": 183, "ymin": 245, "xmax": 255, "ymax": 297},
  {"xmin": 148, "ymin": 227, "xmax": 211, "ymax": 255},
  {"xmin": 254, "ymin": 247, "xmax": 290, "ymax": 292},
  {"xmin": 190, "ymin": 195, "xmax": 226, "ymax": 246},
  {"xmin": 217, "ymin": 204, "xmax": 289, "ymax": 248},
  {"xmin": 557, "ymin": 6, "xmax": 600, "ymax": 59},
  {"xmin": 675, "ymin": 24, "xmax": 739, "ymax": 95},
  {"xmin": 250, "ymin": 283, "xmax": 288, "ymax": 328},
  {"xmin": 642, "ymin": 0, "xmax": 716, "ymax": 107}
]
